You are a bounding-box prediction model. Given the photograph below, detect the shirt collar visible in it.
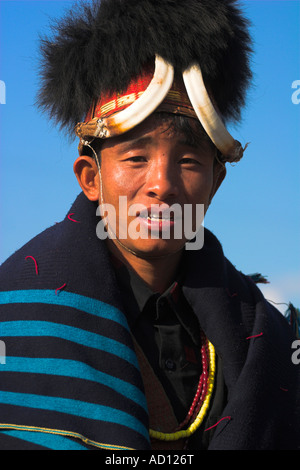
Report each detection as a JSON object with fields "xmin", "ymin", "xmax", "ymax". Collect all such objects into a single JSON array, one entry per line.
[{"xmin": 112, "ymin": 253, "xmax": 201, "ymax": 345}]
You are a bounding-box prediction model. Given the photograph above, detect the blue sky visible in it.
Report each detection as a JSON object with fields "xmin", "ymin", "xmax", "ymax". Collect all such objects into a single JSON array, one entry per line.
[{"xmin": 0, "ymin": 0, "xmax": 299, "ymax": 312}]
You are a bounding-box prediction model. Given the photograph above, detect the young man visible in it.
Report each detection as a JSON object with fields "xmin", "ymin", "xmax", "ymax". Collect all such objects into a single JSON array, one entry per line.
[{"xmin": 0, "ymin": 0, "xmax": 299, "ymax": 450}]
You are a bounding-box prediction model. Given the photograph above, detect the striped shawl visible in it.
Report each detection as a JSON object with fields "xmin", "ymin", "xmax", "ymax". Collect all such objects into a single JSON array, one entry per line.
[{"xmin": 0, "ymin": 192, "xmax": 299, "ymax": 449}]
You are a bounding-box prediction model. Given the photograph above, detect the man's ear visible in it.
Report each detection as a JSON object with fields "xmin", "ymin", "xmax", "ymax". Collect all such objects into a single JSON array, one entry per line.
[{"xmin": 73, "ymin": 156, "xmax": 100, "ymax": 201}]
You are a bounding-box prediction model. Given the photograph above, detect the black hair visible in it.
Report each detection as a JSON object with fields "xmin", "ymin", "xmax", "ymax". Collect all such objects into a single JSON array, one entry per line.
[{"xmin": 37, "ymin": 0, "xmax": 253, "ymax": 138}]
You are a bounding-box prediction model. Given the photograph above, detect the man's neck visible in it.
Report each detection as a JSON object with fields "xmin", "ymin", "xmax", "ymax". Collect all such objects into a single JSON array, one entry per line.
[{"xmin": 107, "ymin": 240, "xmax": 183, "ymax": 293}]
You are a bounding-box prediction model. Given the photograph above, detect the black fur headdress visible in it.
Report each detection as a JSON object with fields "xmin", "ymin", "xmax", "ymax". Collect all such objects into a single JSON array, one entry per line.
[{"xmin": 37, "ymin": 0, "xmax": 253, "ymax": 137}]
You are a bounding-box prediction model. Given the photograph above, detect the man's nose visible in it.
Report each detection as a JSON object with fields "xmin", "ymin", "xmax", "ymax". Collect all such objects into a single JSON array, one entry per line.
[{"xmin": 145, "ymin": 158, "xmax": 179, "ymax": 201}]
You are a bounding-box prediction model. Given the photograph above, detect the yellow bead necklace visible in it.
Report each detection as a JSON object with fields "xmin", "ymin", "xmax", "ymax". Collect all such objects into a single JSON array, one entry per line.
[{"xmin": 149, "ymin": 339, "xmax": 216, "ymax": 442}]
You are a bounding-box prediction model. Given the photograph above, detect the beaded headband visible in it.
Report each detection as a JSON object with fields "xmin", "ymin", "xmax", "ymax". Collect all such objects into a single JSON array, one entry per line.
[{"xmin": 75, "ymin": 56, "xmax": 247, "ymax": 163}]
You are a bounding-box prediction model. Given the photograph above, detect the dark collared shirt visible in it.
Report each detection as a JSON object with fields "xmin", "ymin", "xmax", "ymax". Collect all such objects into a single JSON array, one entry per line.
[{"xmin": 113, "ymin": 257, "xmax": 227, "ymax": 449}]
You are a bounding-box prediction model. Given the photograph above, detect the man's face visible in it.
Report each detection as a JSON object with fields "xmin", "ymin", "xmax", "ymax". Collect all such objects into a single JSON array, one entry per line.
[{"xmin": 99, "ymin": 114, "xmax": 224, "ymax": 259}]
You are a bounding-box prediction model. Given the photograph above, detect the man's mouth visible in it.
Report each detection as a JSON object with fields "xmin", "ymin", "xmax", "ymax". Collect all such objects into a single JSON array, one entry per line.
[
  {"xmin": 136, "ymin": 205, "xmax": 182, "ymax": 234},
  {"xmin": 139, "ymin": 213, "xmax": 175, "ymax": 221},
  {"xmin": 138, "ymin": 206, "xmax": 179, "ymax": 222}
]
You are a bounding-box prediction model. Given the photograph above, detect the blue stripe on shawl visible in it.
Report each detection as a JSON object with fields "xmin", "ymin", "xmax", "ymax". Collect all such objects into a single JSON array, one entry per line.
[
  {"xmin": 0, "ymin": 290, "xmax": 129, "ymax": 329},
  {"xmin": 3, "ymin": 357, "xmax": 147, "ymax": 412},
  {"xmin": 0, "ymin": 430, "xmax": 88, "ymax": 450},
  {"xmin": 0, "ymin": 321, "xmax": 139, "ymax": 369},
  {"xmin": 0, "ymin": 391, "xmax": 149, "ymax": 441}
]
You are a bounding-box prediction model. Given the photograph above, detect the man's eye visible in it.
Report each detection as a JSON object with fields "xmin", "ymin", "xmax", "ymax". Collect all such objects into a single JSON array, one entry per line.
[
  {"xmin": 126, "ymin": 156, "xmax": 147, "ymax": 162},
  {"xmin": 179, "ymin": 157, "xmax": 201, "ymax": 165}
]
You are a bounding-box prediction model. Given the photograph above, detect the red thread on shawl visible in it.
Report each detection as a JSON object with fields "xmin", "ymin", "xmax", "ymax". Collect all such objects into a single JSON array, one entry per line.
[
  {"xmin": 55, "ymin": 283, "xmax": 67, "ymax": 295},
  {"xmin": 246, "ymin": 332, "xmax": 263, "ymax": 340},
  {"xmin": 280, "ymin": 387, "xmax": 288, "ymax": 392},
  {"xmin": 170, "ymin": 281, "xmax": 179, "ymax": 302},
  {"xmin": 25, "ymin": 256, "xmax": 39, "ymax": 275},
  {"xmin": 67, "ymin": 213, "xmax": 80, "ymax": 223},
  {"xmin": 226, "ymin": 288, "xmax": 237, "ymax": 298},
  {"xmin": 204, "ymin": 416, "xmax": 231, "ymax": 432}
]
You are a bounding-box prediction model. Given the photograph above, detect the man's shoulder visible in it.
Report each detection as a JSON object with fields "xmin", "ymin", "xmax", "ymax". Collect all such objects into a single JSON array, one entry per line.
[
  {"xmin": 0, "ymin": 193, "xmax": 96, "ymax": 292},
  {"xmin": 193, "ymin": 228, "xmax": 266, "ymax": 301},
  {"xmin": 0, "ymin": 219, "xmax": 68, "ymax": 291}
]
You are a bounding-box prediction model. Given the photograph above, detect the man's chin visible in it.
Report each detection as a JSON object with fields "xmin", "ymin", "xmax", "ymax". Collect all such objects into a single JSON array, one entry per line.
[{"xmin": 110, "ymin": 237, "xmax": 186, "ymax": 260}]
